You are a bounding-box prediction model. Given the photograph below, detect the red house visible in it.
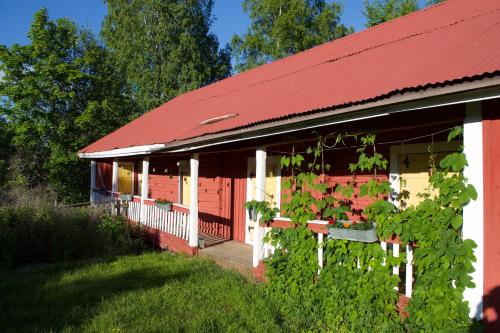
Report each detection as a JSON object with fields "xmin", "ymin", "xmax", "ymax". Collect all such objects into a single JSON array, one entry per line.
[{"xmin": 79, "ymin": 0, "xmax": 500, "ymax": 325}]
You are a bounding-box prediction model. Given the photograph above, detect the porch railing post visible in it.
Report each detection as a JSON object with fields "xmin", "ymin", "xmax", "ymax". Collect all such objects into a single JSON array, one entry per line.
[
  {"xmin": 90, "ymin": 160, "xmax": 96, "ymax": 204},
  {"xmin": 112, "ymin": 158, "xmax": 119, "ymax": 194},
  {"xmin": 463, "ymin": 101, "xmax": 484, "ymax": 319},
  {"xmin": 140, "ymin": 157, "xmax": 150, "ymax": 223},
  {"xmin": 188, "ymin": 154, "xmax": 199, "ymax": 247},
  {"xmin": 253, "ymin": 147, "xmax": 266, "ymax": 267}
]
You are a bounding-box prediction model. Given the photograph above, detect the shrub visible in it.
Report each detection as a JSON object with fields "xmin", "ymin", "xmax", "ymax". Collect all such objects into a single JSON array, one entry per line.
[
  {"xmin": 264, "ymin": 129, "xmax": 476, "ymax": 332},
  {"xmin": 0, "ymin": 204, "xmax": 143, "ymax": 269}
]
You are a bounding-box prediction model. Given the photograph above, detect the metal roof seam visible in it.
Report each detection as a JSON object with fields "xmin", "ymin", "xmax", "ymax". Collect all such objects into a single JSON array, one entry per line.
[
  {"xmin": 325, "ymin": 7, "xmax": 500, "ymax": 65},
  {"xmin": 79, "ymin": 0, "xmax": 500, "ymax": 154},
  {"xmin": 159, "ymin": 71, "xmax": 500, "ymax": 143},
  {"xmin": 147, "ymin": 6, "xmax": 500, "ymax": 117}
]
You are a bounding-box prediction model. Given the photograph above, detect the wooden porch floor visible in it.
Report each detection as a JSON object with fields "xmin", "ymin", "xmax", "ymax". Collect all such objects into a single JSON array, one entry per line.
[
  {"xmin": 199, "ymin": 241, "xmax": 253, "ymax": 276},
  {"xmin": 199, "ymin": 232, "xmax": 227, "ymax": 248}
]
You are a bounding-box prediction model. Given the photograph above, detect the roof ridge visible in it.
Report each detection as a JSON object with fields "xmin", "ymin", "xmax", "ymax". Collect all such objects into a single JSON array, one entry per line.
[
  {"xmin": 351, "ymin": 0, "xmax": 449, "ymax": 35},
  {"xmin": 156, "ymin": 4, "xmax": 500, "ymax": 115}
]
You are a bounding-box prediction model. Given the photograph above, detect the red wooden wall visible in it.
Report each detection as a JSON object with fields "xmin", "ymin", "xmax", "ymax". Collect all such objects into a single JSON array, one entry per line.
[
  {"xmin": 223, "ymin": 150, "xmax": 251, "ymax": 243},
  {"xmin": 143, "ymin": 152, "xmax": 250, "ymax": 241},
  {"xmin": 198, "ymin": 154, "xmax": 228, "ymax": 238},
  {"xmin": 93, "ymin": 107, "xmax": 463, "ymax": 246},
  {"xmin": 482, "ymin": 99, "xmax": 500, "ymax": 331},
  {"xmin": 148, "ymin": 157, "xmax": 178, "ymax": 200}
]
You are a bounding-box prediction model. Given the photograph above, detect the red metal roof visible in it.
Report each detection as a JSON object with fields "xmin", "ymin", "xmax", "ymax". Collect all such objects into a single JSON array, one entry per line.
[{"xmin": 81, "ymin": 0, "xmax": 500, "ymax": 154}]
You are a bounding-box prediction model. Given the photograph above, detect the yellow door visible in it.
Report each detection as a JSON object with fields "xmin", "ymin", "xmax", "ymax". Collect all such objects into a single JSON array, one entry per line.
[
  {"xmin": 118, "ymin": 163, "xmax": 133, "ymax": 194},
  {"xmin": 265, "ymin": 165, "xmax": 278, "ymax": 208},
  {"xmin": 182, "ymin": 172, "xmax": 191, "ymax": 206},
  {"xmin": 398, "ymin": 152, "xmax": 450, "ymax": 208},
  {"xmin": 247, "ymin": 160, "xmax": 279, "ymax": 243}
]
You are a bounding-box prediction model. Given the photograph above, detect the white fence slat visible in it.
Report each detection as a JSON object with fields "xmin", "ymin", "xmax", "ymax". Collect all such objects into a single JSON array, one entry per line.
[
  {"xmin": 406, "ymin": 244, "xmax": 413, "ymax": 297},
  {"xmin": 161, "ymin": 210, "xmax": 165, "ymax": 231},
  {"xmin": 381, "ymin": 241, "xmax": 387, "ymax": 265},
  {"xmin": 175, "ymin": 212, "xmax": 179, "ymax": 236},
  {"xmin": 318, "ymin": 232, "xmax": 324, "ymax": 272},
  {"xmin": 393, "ymin": 243, "xmax": 400, "ymax": 291},
  {"xmin": 126, "ymin": 202, "xmax": 190, "ymax": 241},
  {"xmin": 167, "ymin": 212, "xmax": 172, "ymax": 234}
]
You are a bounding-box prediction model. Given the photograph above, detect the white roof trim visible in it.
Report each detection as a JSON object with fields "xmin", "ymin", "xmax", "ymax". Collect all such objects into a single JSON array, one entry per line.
[{"xmin": 78, "ymin": 144, "xmax": 166, "ymax": 159}]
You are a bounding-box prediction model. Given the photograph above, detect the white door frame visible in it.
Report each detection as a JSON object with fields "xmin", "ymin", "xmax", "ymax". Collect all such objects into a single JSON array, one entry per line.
[
  {"xmin": 245, "ymin": 156, "xmax": 281, "ymax": 245},
  {"xmin": 118, "ymin": 161, "xmax": 135, "ymax": 194}
]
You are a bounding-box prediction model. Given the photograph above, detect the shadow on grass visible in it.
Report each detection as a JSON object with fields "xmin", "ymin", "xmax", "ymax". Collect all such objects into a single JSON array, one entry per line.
[{"xmin": 0, "ymin": 255, "xmax": 195, "ymax": 332}]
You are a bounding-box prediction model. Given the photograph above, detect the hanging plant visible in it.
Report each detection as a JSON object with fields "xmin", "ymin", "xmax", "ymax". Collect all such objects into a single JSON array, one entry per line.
[
  {"xmin": 328, "ymin": 220, "xmax": 378, "ymax": 242},
  {"xmin": 154, "ymin": 198, "xmax": 172, "ymax": 211},
  {"xmin": 245, "ymin": 199, "xmax": 280, "ymax": 224}
]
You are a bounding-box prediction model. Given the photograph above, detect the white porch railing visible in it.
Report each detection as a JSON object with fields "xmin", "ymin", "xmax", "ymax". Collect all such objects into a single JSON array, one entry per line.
[
  {"xmin": 127, "ymin": 199, "xmax": 190, "ymax": 241},
  {"xmin": 263, "ymin": 218, "xmax": 414, "ymax": 298},
  {"xmin": 128, "ymin": 200, "xmax": 141, "ymax": 222}
]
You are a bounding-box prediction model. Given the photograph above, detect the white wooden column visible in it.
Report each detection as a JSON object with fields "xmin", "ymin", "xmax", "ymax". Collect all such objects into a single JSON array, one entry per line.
[
  {"xmin": 188, "ymin": 154, "xmax": 199, "ymax": 247},
  {"xmin": 253, "ymin": 147, "xmax": 266, "ymax": 267},
  {"xmin": 90, "ymin": 160, "xmax": 96, "ymax": 203},
  {"xmin": 463, "ymin": 102, "xmax": 484, "ymax": 319},
  {"xmin": 111, "ymin": 159, "xmax": 119, "ymax": 194},
  {"xmin": 140, "ymin": 157, "xmax": 150, "ymax": 223}
]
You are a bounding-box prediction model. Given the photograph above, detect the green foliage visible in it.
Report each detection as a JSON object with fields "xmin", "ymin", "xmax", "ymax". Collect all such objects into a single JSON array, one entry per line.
[
  {"xmin": 264, "ymin": 226, "xmax": 321, "ymax": 330},
  {"xmin": 245, "ymin": 199, "xmax": 279, "ymax": 224},
  {"xmin": 231, "ymin": 0, "xmax": 353, "ymax": 72},
  {"xmin": 0, "ymin": 204, "xmax": 143, "ymax": 269},
  {"xmin": 265, "ymin": 134, "xmax": 402, "ymax": 331},
  {"xmin": 363, "ymin": 0, "xmax": 419, "ymax": 27},
  {"xmin": 102, "ymin": 0, "xmax": 231, "ymax": 112},
  {"xmin": 330, "ymin": 220, "xmax": 374, "ymax": 230},
  {"xmin": 264, "ymin": 128, "xmax": 477, "ymax": 331},
  {"xmin": 0, "ymin": 119, "xmax": 12, "ymax": 188},
  {"xmin": 0, "ymin": 8, "xmax": 137, "ymax": 202},
  {"xmin": 359, "ymin": 127, "xmax": 477, "ymax": 331},
  {"xmin": 319, "ymin": 240, "xmax": 402, "ymax": 332},
  {"xmin": 154, "ymin": 198, "xmax": 172, "ymax": 205}
]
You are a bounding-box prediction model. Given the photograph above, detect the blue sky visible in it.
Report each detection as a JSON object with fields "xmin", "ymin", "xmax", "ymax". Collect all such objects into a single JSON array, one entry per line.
[{"xmin": 0, "ymin": 0, "xmax": 427, "ymax": 48}]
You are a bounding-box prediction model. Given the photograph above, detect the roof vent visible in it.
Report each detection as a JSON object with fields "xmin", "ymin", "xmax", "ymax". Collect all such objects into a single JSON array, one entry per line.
[{"xmin": 199, "ymin": 113, "xmax": 238, "ymax": 125}]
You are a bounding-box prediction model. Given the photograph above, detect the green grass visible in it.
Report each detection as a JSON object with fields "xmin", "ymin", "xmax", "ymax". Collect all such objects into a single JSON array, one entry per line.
[{"xmin": 0, "ymin": 252, "xmax": 286, "ymax": 333}]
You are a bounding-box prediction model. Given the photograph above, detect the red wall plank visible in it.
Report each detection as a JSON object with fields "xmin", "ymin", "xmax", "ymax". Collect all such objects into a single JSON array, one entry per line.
[{"xmin": 482, "ymin": 99, "xmax": 500, "ymax": 331}]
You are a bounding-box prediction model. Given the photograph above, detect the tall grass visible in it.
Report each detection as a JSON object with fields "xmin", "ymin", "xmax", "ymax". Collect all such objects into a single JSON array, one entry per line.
[{"xmin": 0, "ymin": 198, "xmax": 143, "ymax": 269}]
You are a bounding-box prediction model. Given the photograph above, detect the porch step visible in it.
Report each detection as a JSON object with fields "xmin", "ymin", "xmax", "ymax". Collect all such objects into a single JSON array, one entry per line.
[
  {"xmin": 199, "ymin": 232, "xmax": 227, "ymax": 248},
  {"xmin": 199, "ymin": 241, "xmax": 253, "ymax": 276}
]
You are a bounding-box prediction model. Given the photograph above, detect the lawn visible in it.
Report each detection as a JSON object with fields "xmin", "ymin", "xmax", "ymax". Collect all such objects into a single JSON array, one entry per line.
[{"xmin": 0, "ymin": 252, "xmax": 286, "ymax": 333}]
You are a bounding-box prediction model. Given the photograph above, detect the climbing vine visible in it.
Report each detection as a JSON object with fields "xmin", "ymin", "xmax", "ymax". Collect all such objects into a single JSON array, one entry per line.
[
  {"xmin": 262, "ymin": 127, "xmax": 478, "ymax": 332},
  {"xmin": 373, "ymin": 127, "xmax": 479, "ymax": 331}
]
